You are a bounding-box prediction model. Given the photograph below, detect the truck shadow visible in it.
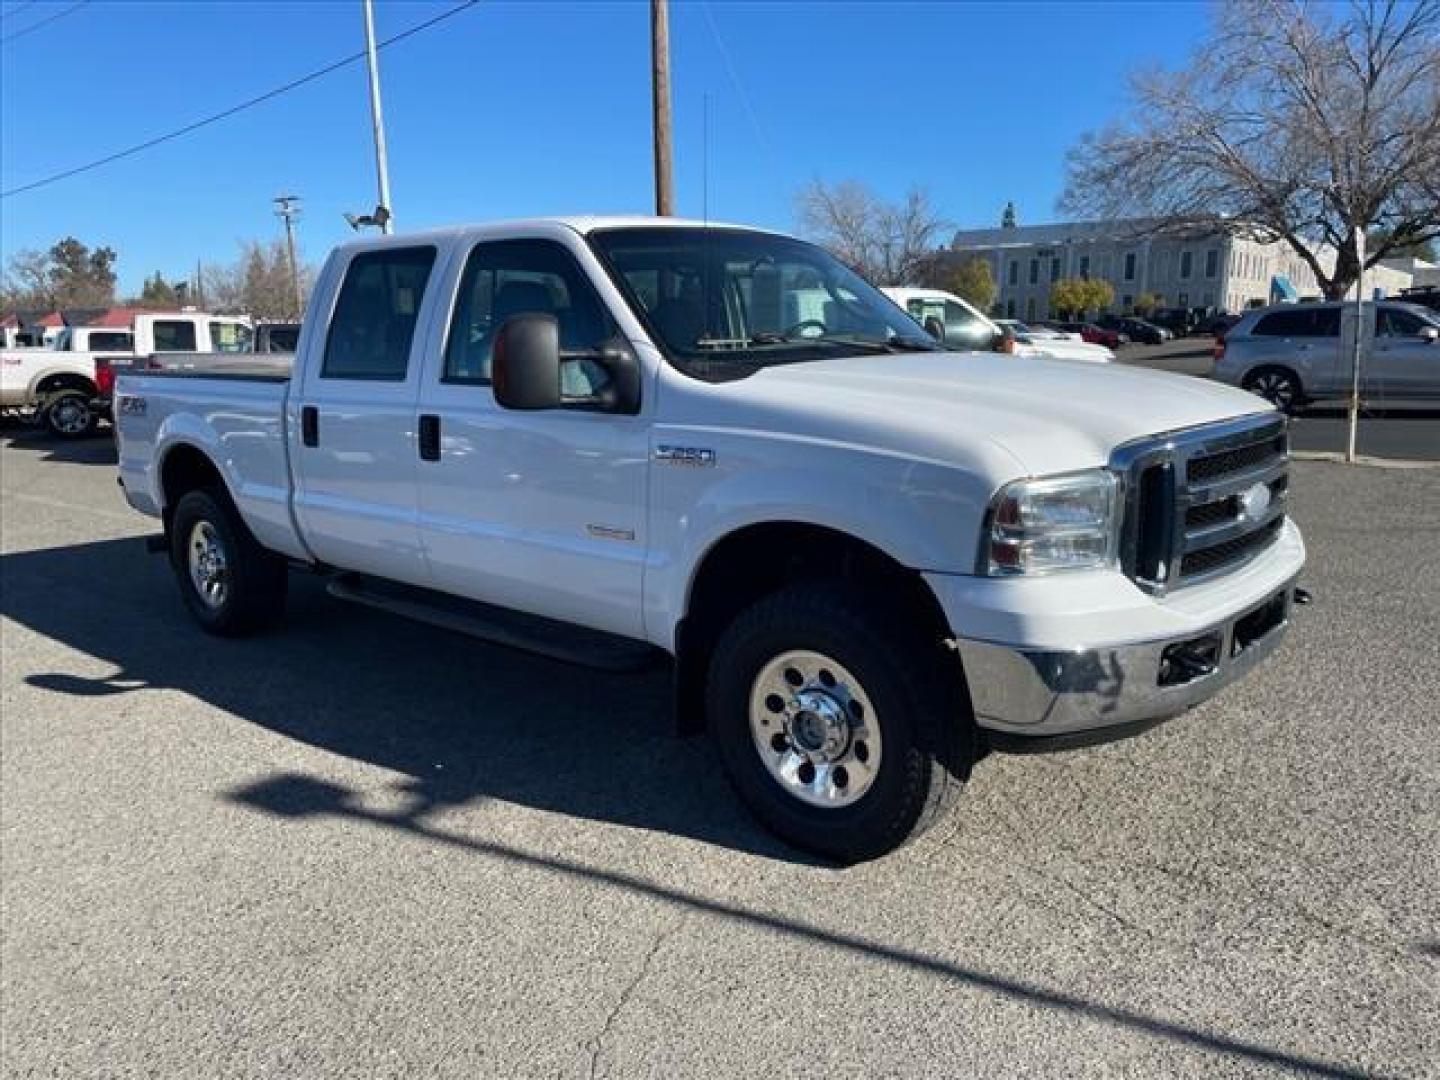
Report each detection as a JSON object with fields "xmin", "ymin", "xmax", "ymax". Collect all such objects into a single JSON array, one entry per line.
[
  {"xmin": 0, "ymin": 424, "xmax": 118, "ymax": 466},
  {"xmin": 0, "ymin": 535, "xmax": 810, "ymax": 864}
]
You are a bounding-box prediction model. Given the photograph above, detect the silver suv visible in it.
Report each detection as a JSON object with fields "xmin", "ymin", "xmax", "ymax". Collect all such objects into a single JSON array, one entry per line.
[{"xmin": 1212, "ymin": 300, "xmax": 1440, "ymax": 413}]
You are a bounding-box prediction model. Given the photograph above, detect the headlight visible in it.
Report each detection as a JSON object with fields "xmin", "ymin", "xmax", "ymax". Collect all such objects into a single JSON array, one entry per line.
[{"xmin": 983, "ymin": 470, "xmax": 1119, "ymax": 575}]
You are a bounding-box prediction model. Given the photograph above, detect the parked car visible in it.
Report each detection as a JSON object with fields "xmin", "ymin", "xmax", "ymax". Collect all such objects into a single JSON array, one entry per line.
[
  {"xmin": 1055, "ymin": 321, "xmax": 1127, "ymax": 349},
  {"xmin": 116, "ymin": 216, "xmax": 1305, "ymax": 863},
  {"xmin": 1212, "ymin": 300, "xmax": 1440, "ymax": 413},
  {"xmin": 1033, "ymin": 321, "xmax": 1086, "ymax": 342},
  {"xmin": 1, "ymin": 312, "xmax": 249, "ymax": 437},
  {"xmin": 1202, "ymin": 312, "xmax": 1242, "ymax": 337},
  {"xmin": 993, "ymin": 318, "xmax": 1114, "ymax": 362},
  {"xmin": 1098, "ymin": 316, "xmax": 1170, "ymax": 345}
]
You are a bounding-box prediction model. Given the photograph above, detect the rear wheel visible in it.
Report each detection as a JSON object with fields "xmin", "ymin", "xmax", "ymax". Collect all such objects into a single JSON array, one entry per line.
[
  {"xmin": 707, "ymin": 582, "xmax": 972, "ymax": 863},
  {"xmin": 43, "ymin": 391, "xmax": 99, "ymax": 439},
  {"xmin": 169, "ymin": 488, "xmax": 287, "ymax": 636},
  {"xmin": 1242, "ymin": 366, "xmax": 1305, "ymax": 414}
]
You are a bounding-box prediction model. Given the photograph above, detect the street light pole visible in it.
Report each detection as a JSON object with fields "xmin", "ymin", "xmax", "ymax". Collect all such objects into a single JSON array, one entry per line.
[
  {"xmin": 651, "ymin": 0, "xmax": 673, "ymax": 216},
  {"xmin": 273, "ymin": 195, "xmax": 304, "ymax": 318},
  {"xmin": 362, "ymin": 0, "xmax": 394, "ymax": 234}
]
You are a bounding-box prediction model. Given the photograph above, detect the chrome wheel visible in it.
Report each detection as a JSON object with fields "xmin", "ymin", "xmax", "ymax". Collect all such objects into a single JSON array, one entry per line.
[
  {"xmin": 749, "ymin": 649, "xmax": 882, "ymax": 809},
  {"xmin": 48, "ymin": 396, "xmax": 91, "ymax": 435},
  {"xmin": 186, "ymin": 520, "xmax": 229, "ymax": 610}
]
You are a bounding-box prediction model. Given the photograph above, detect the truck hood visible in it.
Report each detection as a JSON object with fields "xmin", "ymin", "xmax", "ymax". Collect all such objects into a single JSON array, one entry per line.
[{"xmin": 720, "ymin": 351, "xmax": 1273, "ymax": 477}]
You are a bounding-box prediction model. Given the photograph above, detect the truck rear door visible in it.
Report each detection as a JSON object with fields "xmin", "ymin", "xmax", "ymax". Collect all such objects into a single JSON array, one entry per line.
[
  {"xmin": 412, "ymin": 235, "xmax": 649, "ymax": 639},
  {"xmin": 289, "ymin": 244, "xmax": 442, "ymax": 586}
]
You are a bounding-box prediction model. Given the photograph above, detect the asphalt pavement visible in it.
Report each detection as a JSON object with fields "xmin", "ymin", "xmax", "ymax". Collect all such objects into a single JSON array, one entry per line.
[
  {"xmin": 1119, "ymin": 339, "xmax": 1440, "ymax": 461},
  {"xmin": 2, "ymin": 430, "xmax": 1437, "ymax": 1078}
]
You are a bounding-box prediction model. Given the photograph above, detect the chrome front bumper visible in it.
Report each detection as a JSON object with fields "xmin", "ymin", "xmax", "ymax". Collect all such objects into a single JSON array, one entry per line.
[{"xmin": 956, "ymin": 577, "xmax": 1299, "ymax": 746}]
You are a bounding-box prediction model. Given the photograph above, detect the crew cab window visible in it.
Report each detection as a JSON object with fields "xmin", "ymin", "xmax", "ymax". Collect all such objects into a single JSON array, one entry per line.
[
  {"xmin": 323, "ymin": 246, "xmax": 436, "ymax": 380},
  {"xmin": 1377, "ymin": 307, "xmax": 1432, "ymax": 337},
  {"xmin": 444, "ymin": 239, "xmax": 615, "ymax": 399},
  {"xmin": 1252, "ymin": 308, "xmax": 1338, "ymax": 337},
  {"xmin": 152, "ymin": 320, "xmax": 197, "ymax": 351},
  {"xmin": 89, "ymin": 332, "xmax": 131, "ymax": 351},
  {"xmin": 210, "ymin": 321, "xmax": 253, "ymax": 353}
]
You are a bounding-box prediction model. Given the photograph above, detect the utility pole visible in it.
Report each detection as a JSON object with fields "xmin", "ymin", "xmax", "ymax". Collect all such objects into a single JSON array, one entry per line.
[
  {"xmin": 650, "ymin": 0, "xmax": 673, "ymax": 216},
  {"xmin": 1345, "ymin": 226, "xmax": 1365, "ymax": 463},
  {"xmin": 362, "ymin": 0, "xmax": 394, "ymax": 234},
  {"xmin": 273, "ymin": 195, "xmax": 304, "ymax": 318}
]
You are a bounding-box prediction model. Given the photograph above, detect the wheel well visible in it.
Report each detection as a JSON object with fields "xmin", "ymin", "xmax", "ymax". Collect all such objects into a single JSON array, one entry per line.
[
  {"xmin": 1243, "ymin": 364, "xmax": 1302, "ymax": 388},
  {"xmin": 672, "ymin": 522, "xmax": 953, "ymax": 735},
  {"xmin": 34, "ymin": 373, "xmax": 97, "ymax": 397},
  {"xmin": 159, "ymin": 445, "xmax": 225, "ymax": 529}
]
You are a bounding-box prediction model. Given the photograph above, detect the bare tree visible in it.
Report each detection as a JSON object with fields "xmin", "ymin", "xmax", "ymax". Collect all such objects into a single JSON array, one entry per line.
[
  {"xmin": 203, "ymin": 240, "xmax": 313, "ymax": 319},
  {"xmin": 1062, "ymin": 0, "xmax": 1440, "ymax": 299},
  {"xmin": 796, "ymin": 180, "xmax": 950, "ymax": 284}
]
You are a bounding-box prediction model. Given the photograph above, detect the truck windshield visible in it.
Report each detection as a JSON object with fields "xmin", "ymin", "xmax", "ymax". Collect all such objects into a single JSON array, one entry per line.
[{"xmin": 588, "ymin": 227, "xmax": 939, "ymax": 380}]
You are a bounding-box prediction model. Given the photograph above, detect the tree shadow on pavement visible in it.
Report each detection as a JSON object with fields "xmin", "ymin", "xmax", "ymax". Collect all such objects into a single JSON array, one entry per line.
[{"xmin": 0, "ymin": 537, "xmax": 1381, "ymax": 1078}]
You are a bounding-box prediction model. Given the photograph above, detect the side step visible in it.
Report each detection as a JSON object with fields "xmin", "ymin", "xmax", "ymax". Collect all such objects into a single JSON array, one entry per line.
[{"xmin": 325, "ymin": 573, "xmax": 660, "ymax": 673}]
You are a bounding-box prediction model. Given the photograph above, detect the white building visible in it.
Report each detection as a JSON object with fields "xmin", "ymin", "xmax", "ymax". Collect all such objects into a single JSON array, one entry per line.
[{"xmin": 943, "ymin": 219, "xmax": 1412, "ymax": 320}]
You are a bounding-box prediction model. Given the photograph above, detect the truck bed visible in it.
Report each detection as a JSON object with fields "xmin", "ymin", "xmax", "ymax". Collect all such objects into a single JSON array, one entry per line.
[{"xmin": 118, "ymin": 352, "xmax": 293, "ymax": 381}]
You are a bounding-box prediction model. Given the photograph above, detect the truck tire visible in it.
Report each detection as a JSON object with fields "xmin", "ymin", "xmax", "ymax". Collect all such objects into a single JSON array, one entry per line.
[
  {"xmin": 169, "ymin": 488, "xmax": 287, "ymax": 636},
  {"xmin": 43, "ymin": 391, "xmax": 99, "ymax": 439},
  {"xmin": 706, "ymin": 581, "xmax": 972, "ymax": 863},
  {"xmin": 1242, "ymin": 366, "xmax": 1305, "ymax": 415}
]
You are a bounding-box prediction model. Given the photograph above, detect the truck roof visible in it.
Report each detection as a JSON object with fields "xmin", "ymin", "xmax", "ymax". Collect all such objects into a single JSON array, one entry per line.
[{"xmin": 330, "ymin": 215, "xmax": 786, "ymax": 256}]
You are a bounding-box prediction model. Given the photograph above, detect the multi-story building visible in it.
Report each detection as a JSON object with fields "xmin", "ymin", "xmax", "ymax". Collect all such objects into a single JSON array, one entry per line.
[{"xmin": 939, "ymin": 219, "xmax": 1400, "ymax": 320}]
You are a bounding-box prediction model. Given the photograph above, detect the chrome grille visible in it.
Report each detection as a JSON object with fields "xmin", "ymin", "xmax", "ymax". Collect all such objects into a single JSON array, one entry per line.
[{"xmin": 1114, "ymin": 414, "xmax": 1289, "ymax": 594}]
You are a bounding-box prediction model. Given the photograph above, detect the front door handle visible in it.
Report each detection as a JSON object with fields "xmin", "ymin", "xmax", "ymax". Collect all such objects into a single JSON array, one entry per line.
[
  {"xmin": 301, "ymin": 405, "xmax": 319, "ymax": 447},
  {"xmin": 418, "ymin": 413, "xmax": 441, "ymax": 462}
]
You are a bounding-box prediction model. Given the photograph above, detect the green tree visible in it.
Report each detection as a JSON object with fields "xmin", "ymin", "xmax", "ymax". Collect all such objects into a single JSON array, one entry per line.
[
  {"xmin": 46, "ymin": 237, "xmax": 117, "ymax": 308},
  {"xmin": 946, "ymin": 258, "xmax": 996, "ymax": 311},
  {"xmin": 1084, "ymin": 278, "xmax": 1116, "ymax": 314},
  {"xmin": 1051, "ymin": 277, "xmax": 1116, "ymax": 318},
  {"xmin": 139, "ymin": 272, "xmax": 180, "ymax": 307},
  {"xmin": 1132, "ymin": 291, "xmax": 1163, "ymax": 315}
]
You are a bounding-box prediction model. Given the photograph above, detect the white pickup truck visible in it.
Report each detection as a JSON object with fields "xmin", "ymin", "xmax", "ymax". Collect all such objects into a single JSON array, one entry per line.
[
  {"xmin": 115, "ymin": 217, "xmax": 1305, "ymax": 862},
  {"xmin": 1, "ymin": 312, "xmax": 250, "ymax": 437}
]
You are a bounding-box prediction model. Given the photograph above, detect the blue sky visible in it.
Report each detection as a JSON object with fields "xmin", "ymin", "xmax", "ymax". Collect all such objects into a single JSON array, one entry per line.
[{"xmin": 1, "ymin": 0, "xmax": 1211, "ymax": 295}]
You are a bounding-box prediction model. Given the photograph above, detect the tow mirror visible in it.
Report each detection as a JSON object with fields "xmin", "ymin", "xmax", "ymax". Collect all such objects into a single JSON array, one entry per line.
[
  {"xmin": 493, "ymin": 313, "xmax": 562, "ymax": 410},
  {"xmin": 923, "ymin": 316, "xmax": 945, "ymax": 343}
]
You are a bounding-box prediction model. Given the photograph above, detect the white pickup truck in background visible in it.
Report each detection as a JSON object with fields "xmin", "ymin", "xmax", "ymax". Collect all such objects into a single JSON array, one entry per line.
[
  {"xmin": 1, "ymin": 311, "xmax": 250, "ymax": 437},
  {"xmin": 883, "ymin": 286, "xmax": 1115, "ymax": 362},
  {"xmin": 115, "ymin": 217, "xmax": 1305, "ymax": 862}
]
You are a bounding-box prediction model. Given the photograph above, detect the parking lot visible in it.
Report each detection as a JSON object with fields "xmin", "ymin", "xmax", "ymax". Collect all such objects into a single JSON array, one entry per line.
[
  {"xmin": 1120, "ymin": 339, "xmax": 1440, "ymax": 462},
  {"xmin": 1, "ymin": 430, "xmax": 1437, "ymax": 1078}
]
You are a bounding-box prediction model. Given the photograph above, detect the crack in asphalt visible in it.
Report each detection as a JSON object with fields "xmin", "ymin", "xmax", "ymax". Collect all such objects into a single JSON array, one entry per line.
[{"xmin": 585, "ymin": 915, "xmax": 688, "ymax": 1079}]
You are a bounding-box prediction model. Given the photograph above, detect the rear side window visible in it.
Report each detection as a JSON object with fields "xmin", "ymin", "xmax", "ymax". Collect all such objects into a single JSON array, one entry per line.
[
  {"xmin": 323, "ymin": 247, "xmax": 437, "ymax": 381},
  {"xmin": 89, "ymin": 332, "xmax": 131, "ymax": 351},
  {"xmin": 1252, "ymin": 308, "xmax": 1338, "ymax": 338},
  {"xmin": 1378, "ymin": 307, "xmax": 1431, "ymax": 337},
  {"xmin": 152, "ymin": 320, "xmax": 197, "ymax": 351}
]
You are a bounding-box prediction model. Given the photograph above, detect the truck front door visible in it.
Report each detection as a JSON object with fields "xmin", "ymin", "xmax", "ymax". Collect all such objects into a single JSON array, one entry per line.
[
  {"xmin": 1371, "ymin": 305, "xmax": 1440, "ymax": 400},
  {"xmin": 414, "ymin": 237, "xmax": 648, "ymax": 639},
  {"xmin": 289, "ymin": 244, "xmax": 441, "ymax": 586}
]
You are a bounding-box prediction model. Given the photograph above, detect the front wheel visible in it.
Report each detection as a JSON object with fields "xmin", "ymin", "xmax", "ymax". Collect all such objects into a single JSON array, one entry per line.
[
  {"xmin": 43, "ymin": 391, "xmax": 99, "ymax": 439},
  {"xmin": 169, "ymin": 488, "xmax": 287, "ymax": 636},
  {"xmin": 707, "ymin": 582, "xmax": 972, "ymax": 863},
  {"xmin": 1243, "ymin": 366, "xmax": 1305, "ymax": 414}
]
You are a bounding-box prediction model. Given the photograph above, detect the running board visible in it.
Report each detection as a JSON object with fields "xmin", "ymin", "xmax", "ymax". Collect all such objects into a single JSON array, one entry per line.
[{"xmin": 325, "ymin": 574, "xmax": 660, "ymax": 672}]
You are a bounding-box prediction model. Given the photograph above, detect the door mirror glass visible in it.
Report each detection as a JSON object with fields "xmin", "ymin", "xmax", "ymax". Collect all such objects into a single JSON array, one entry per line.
[{"xmin": 493, "ymin": 314, "xmax": 562, "ymax": 410}]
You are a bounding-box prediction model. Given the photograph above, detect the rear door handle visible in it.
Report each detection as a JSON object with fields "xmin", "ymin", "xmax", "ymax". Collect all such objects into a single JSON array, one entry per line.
[
  {"xmin": 301, "ymin": 405, "xmax": 319, "ymax": 447},
  {"xmin": 418, "ymin": 413, "xmax": 441, "ymax": 462}
]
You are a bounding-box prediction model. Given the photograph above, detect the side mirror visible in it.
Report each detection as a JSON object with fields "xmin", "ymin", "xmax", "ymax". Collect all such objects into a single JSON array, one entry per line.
[
  {"xmin": 923, "ymin": 316, "xmax": 946, "ymax": 342},
  {"xmin": 1420, "ymin": 326, "xmax": 1439, "ymax": 343},
  {"xmin": 493, "ymin": 313, "xmax": 562, "ymax": 410}
]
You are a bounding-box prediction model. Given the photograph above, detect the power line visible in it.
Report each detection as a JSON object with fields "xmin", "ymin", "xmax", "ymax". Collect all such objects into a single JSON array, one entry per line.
[
  {"xmin": 0, "ymin": 0, "xmax": 86, "ymax": 44},
  {"xmin": 1, "ymin": 0, "xmax": 480, "ymax": 200},
  {"xmin": 1, "ymin": 2, "xmax": 44, "ymax": 23}
]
